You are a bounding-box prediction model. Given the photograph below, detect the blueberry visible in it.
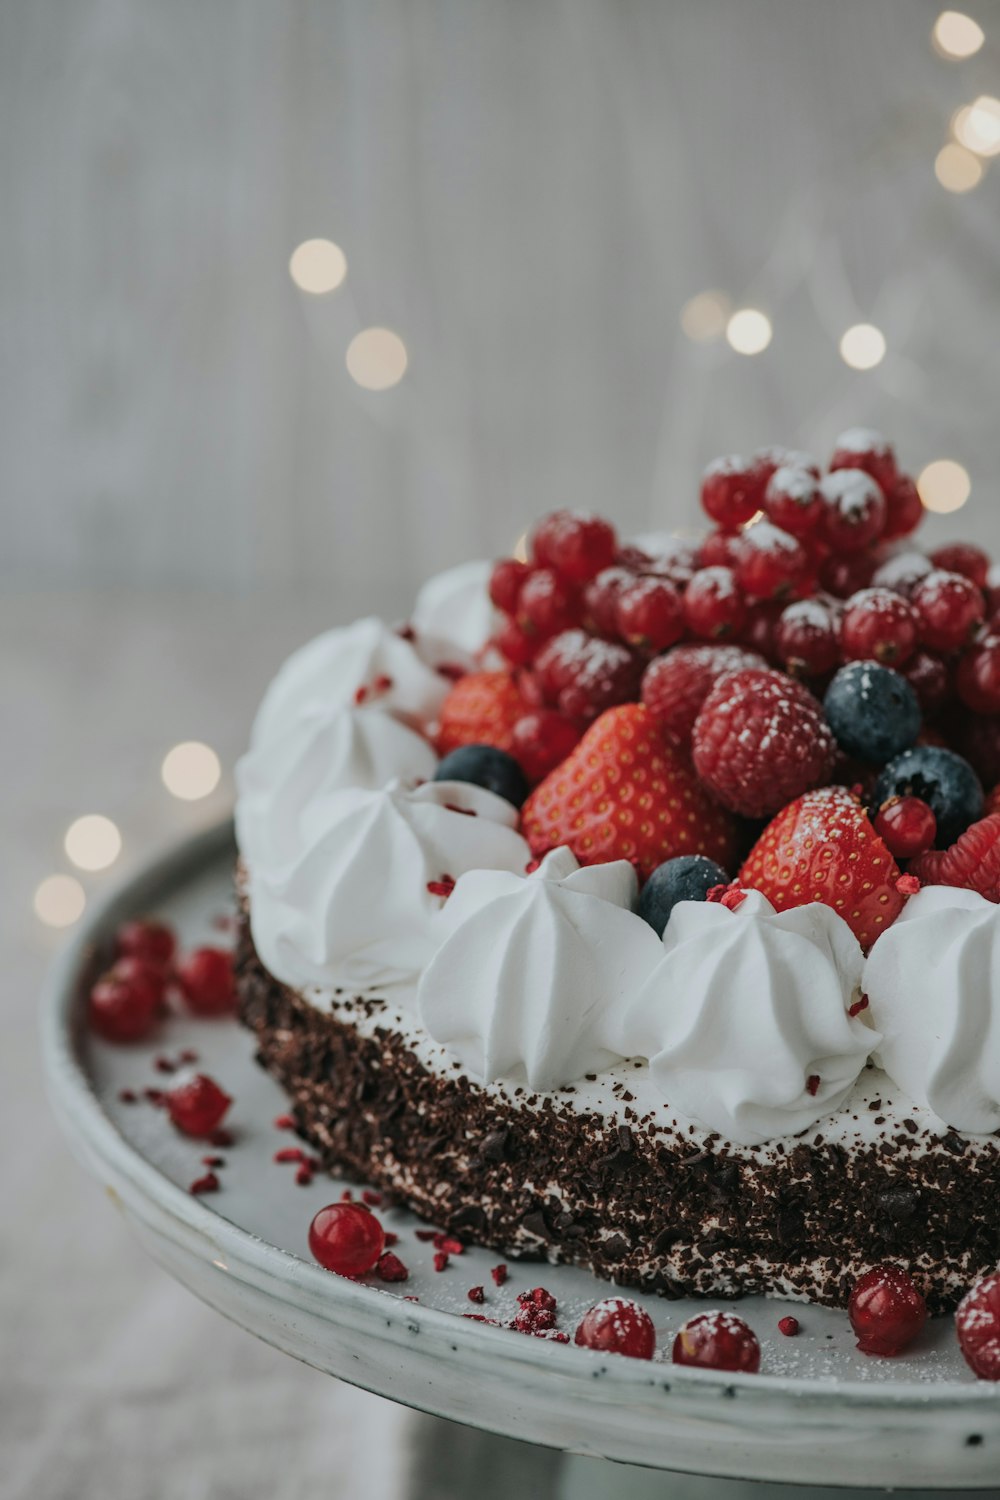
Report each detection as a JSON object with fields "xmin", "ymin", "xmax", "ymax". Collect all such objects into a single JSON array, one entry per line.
[
  {"xmin": 872, "ymin": 745, "xmax": 984, "ymax": 848},
  {"xmin": 435, "ymin": 744, "xmax": 529, "ymax": 808},
  {"xmin": 638, "ymin": 855, "xmax": 730, "ymax": 937},
  {"xmin": 823, "ymin": 661, "xmax": 921, "ymax": 765}
]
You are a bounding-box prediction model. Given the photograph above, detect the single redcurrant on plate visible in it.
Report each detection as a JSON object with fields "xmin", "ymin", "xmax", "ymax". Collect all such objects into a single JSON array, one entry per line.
[
  {"xmin": 956, "ymin": 1272, "xmax": 1000, "ymax": 1381},
  {"xmin": 176, "ymin": 946, "xmax": 237, "ymax": 1016},
  {"xmin": 847, "ymin": 1264, "xmax": 927, "ymax": 1356},
  {"xmin": 115, "ymin": 918, "xmax": 177, "ymax": 972},
  {"xmin": 88, "ymin": 960, "xmax": 162, "ymax": 1043},
  {"xmin": 309, "ymin": 1202, "xmax": 386, "ymax": 1277},
  {"xmin": 574, "ymin": 1297, "xmax": 656, "ymax": 1360},
  {"xmin": 166, "ymin": 1073, "xmax": 233, "ymax": 1138},
  {"xmin": 672, "ymin": 1312, "xmax": 761, "ymax": 1373}
]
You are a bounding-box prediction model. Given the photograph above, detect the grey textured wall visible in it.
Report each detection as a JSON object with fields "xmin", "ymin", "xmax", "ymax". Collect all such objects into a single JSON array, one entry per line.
[{"xmin": 4, "ymin": 0, "xmax": 998, "ymax": 605}]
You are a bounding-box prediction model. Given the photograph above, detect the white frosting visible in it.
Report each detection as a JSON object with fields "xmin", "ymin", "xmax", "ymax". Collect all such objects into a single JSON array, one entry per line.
[
  {"xmin": 246, "ymin": 778, "xmax": 531, "ymax": 992},
  {"xmin": 249, "ymin": 617, "xmax": 449, "ymax": 749},
  {"xmin": 865, "ymin": 885, "xmax": 1000, "ymax": 1134},
  {"xmin": 623, "ymin": 891, "xmax": 874, "ymax": 1146},
  {"xmin": 417, "ymin": 847, "xmax": 663, "ymax": 1089},
  {"xmin": 235, "ymin": 704, "xmax": 438, "ymax": 876},
  {"xmin": 409, "ymin": 560, "xmax": 498, "ymax": 668}
]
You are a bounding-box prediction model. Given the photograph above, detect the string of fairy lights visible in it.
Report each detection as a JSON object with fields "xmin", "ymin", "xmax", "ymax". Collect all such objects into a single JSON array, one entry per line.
[{"xmin": 33, "ymin": 8, "xmax": 994, "ymax": 931}]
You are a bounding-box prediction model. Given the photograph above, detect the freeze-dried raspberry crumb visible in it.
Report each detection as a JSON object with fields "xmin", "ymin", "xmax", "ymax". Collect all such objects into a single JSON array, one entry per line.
[
  {"xmin": 273, "ymin": 1113, "xmax": 295, "ymax": 1130},
  {"xmin": 806, "ymin": 1074, "xmax": 821, "ymax": 1097},
  {"xmin": 154, "ymin": 1055, "xmax": 176, "ymax": 1073},
  {"xmin": 118, "ymin": 1088, "xmax": 138, "ymax": 1104},
  {"xmin": 415, "ymin": 1229, "xmax": 438, "ymax": 1242},
  {"xmin": 376, "ymin": 1252, "xmax": 409, "ymax": 1283},
  {"xmin": 491, "ymin": 1264, "xmax": 508, "ymax": 1286},
  {"xmin": 434, "ymin": 1234, "xmax": 464, "ymax": 1256},
  {"xmin": 201, "ymin": 1154, "xmax": 225, "ymax": 1168},
  {"xmin": 340, "ymin": 1189, "xmax": 354, "ymax": 1202},
  {"xmin": 179, "ymin": 1048, "xmax": 200, "ymax": 1064},
  {"xmin": 433, "ymin": 1251, "xmax": 450, "ymax": 1272},
  {"xmin": 210, "ymin": 1128, "xmax": 233, "ymax": 1147},
  {"xmin": 848, "ymin": 994, "xmax": 870, "ymax": 1018},
  {"xmin": 896, "ymin": 874, "xmax": 921, "ymax": 896},
  {"xmin": 274, "ymin": 1147, "xmax": 305, "ymax": 1164},
  {"xmin": 383, "ymin": 1231, "xmax": 398, "ymax": 1248},
  {"xmin": 427, "ymin": 876, "xmax": 456, "ymax": 899},
  {"xmin": 463, "ymin": 1313, "xmax": 501, "ymax": 1324},
  {"xmin": 468, "ymin": 1286, "xmax": 486, "ymax": 1304},
  {"xmin": 189, "ymin": 1172, "xmax": 220, "ymax": 1196},
  {"xmin": 295, "ymin": 1164, "xmax": 313, "ymax": 1185},
  {"xmin": 362, "ymin": 1190, "xmax": 383, "ymax": 1207}
]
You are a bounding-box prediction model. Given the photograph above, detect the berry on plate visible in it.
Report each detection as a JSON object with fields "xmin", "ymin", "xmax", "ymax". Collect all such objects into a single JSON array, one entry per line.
[
  {"xmin": 909, "ymin": 813, "xmax": 1000, "ymax": 902},
  {"xmin": 672, "ymin": 1312, "xmax": 761, "ymax": 1373},
  {"xmin": 956, "ymin": 1272, "xmax": 1000, "ymax": 1381},
  {"xmin": 739, "ymin": 785, "xmax": 904, "ymax": 949},
  {"xmin": 436, "ymin": 671, "xmax": 525, "ymax": 755},
  {"xmin": 823, "ymin": 661, "xmax": 921, "ymax": 766},
  {"xmin": 871, "ymin": 745, "xmax": 984, "ymax": 849},
  {"xmin": 114, "ymin": 918, "xmax": 176, "ymax": 972},
  {"xmin": 88, "ymin": 959, "xmax": 162, "ymax": 1043},
  {"xmin": 692, "ymin": 668, "xmax": 837, "ymax": 818},
  {"xmin": 531, "ymin": 511, "xmax": 617, "ymax": 585},
  {"xmin": 574, "ymin": 1297, "xmax": 656, "ymax": 1360},
  {"xmin": 435, "ymin": 744, "xmax": 530, "ymax": 808},
  {"xmin": 839, "ymin": 588, "xmax": 918, "ymax": 667},
  {"xmin": 641, "ymin": 643, "xmax": 766, "ymax": 745},
  {"xmin": 911, "ymin": 569, "xmax": 984, "ymax": 653},
  {"xmin": 521, "ymin": 703, "xmax": 738, "ymax": 879},
  {"xmin": 848, "ymin": 1265, "xmax": 927, "ymax": 1357},
  {"xmin": 309, "ymin": 1202, "xmax": 386, "ymax": 1277},
  {"xmin": 638, "ymin": 854, "xmax": 731, "ymax": 936},
  {"xmin": 166, "ymin": 1074, "xmax": 233, "ymax": 1138},
  {"xmin": 176, "ymin": 946, "xmax": 237, "ymax": 1016}
]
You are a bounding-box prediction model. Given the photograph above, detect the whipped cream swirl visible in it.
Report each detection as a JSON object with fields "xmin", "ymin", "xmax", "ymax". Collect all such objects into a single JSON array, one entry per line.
[
  {"xmin": 246, "ymin": 778, "xmax": 531, "ymax": 993},
  {"xmin": 624, "ymin": 891, "xmax": 873, "ymax": 1146},
  {"xmin": 417, "ymin": 847, "xmax": 663, "ymax": 1088},
  {"xmin": 409, "ymin": 560, "xmax": 498, "ymax": 669},
  {"xmin": 250, "ymin": 617, "xmax": 449, "ymax": 749},
  {"xmin": 865, "ymin": 885, "xmax": 1000, "ymax": 1133}
]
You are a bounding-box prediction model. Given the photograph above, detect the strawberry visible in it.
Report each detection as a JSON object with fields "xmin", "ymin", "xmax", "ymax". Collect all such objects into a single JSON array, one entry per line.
[
  {"xmin": 436, "ymin": 671, "xmax": 525, "ymax": 756},
  {"xmin": 739, "ymin": 785, "xmax": 904, "ymax": 950},
  {"xmin": 520, "ymin": 703, "xmax": 738, "ymax": 879},
  {"xmin": 910, "ymin": 813, "xmax": 1000, "ymax": 902}
]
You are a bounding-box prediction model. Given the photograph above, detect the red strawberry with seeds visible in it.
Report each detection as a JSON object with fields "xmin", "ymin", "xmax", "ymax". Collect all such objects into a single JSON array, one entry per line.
[
  {"xmin": 692, "ymin": 668, "xmax": 837, "ymax": 818},
  {"xmin": 739, "ymin": 785, "xmax": 904, "ymax": 950},
  {"xmin": 909, "ymin": 813, "xmax": 1000, "ymax": 903},
  {"xmin": 436, "ymin": 671, "xmax": 524, "ymax": 756},
  {"xmin": 521, "ymin": 703, "xmax": 738, "ymax": 880}
]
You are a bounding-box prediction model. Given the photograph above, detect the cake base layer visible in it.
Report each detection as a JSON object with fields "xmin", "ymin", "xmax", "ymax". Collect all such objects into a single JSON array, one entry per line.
[{"xmin": 235, "ymin": 915, "xmax": 1000, "ymax": 1311}]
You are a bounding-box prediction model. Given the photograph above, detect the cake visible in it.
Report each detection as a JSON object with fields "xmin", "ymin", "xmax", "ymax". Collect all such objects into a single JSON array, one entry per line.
[{"xmin": 234, "ymin": 430, "xmax": 1000, "ymax": 1314}]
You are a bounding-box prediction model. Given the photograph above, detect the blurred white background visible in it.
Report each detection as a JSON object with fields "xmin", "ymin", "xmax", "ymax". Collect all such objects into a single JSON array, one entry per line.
[{"xmin": 3, "ymin": 3, "xmax": 999, "ymax": 1497}]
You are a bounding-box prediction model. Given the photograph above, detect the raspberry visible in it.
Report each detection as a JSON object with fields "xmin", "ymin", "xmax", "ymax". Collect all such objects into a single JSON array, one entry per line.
[
  {"xmin": 929, "ymin": 541, "xmax": 990, "ymax": 589},
  {"xmin": 848, "ymin": 1265, "xmax": 927, "ymax": 1356},
  {"xmin": 682, "ymin": 566, "xmax": 747, "ymax": 640},
  {"xmin": 166, "ymin": 1074, "xmax": 232, "ymax": 1137},
  {"xmin": 672, "ymin": 1312, "xmax": 760, "ymax": 1373},
  {"xmin": 488, "ymin": 557, "xmax": 531, "ymax": 614},
  {"xmin": 881, "ymin": 473, "xmax": 923, "ymax": 540},
  {"xmin": 735, "ymin": 521, "xmax": 809, "ymax": 601},
  {"xmin": 535, "ymin": 632, "xmax": 643, "ymax": 721},
  {"xmin": 309, "ymin": 1202, "xmax": 385, "ymax": 1277},
  {"xmin": 820, "ymin": 470, "xmax": 887, "ymax": 554},
  {"xmin": 615, "ymin": 576, "xmax": 685, "ymax": 651},
  {"xmin": 697, "ymin": 529, "xmax": 741, "ymax": 569},
  {"xmin": 839, "ymin": 588, "xmax": 918, "ymax": 667},
  {"xmin": 516, "ymin": 568, "xmax": 582, "ymax": 639},
  {"xmin": 436, "ymin": 671, "xmax": 525, "ymax": 755},
  {"xmin": 700, "ymin": 456, "xmax": 763, "ymax": 528},
  {"xmin": 763, "ymin": 465, "xmax": 825, "ymax": 538},
  {"xmin": 521, "ymin": 702, "xmax": 737, "ymax": 879},
  {"xmin": 774, "ymin": 599, "xmax": 840, "ymax": 677},
  {"xmin": 176, "ymin": 947, "xmax": 236, "ymax": 1016},
  {"xmin": 871, "ymin": 551, "xmax": 933, "ymax": 599},
  {"xmin": 873, "ymin": 796, "xmax": 937, "ymax": 860},
  {"xmin": 910, "ymin": 813, "xmax": 1000, "ymax": 902},
  {"xmin": 957, "ymin": 635, "xmax": 1000, "ymax": 715},
  {"xmin": 901, "ymin": 650, "xmax": 951, "ymax": 715},
  {"xmin": 956, "ymin": 1272, "xmax": 1000, "ymax": 1380},
  {"xmin": 829, "ymin": 428, "xmax": 898, "ymax": 497},
  {"xmin": 531, "ymin": 511, "xmax": 617, "ymax": 584},
  {"xmin": 114, "ymin": 918, "xmax": 176, "ymax": 972},
  {"xmin": 510, "ymin": 710, "xmax": 580, "ymax": 783},
  {"xmin": 88, "ymin": 960, "xmax": 162, "ymax": 1044},
  {"xmin": 911, "ymin": 569, "xmax": 984, "ymax": 652},
  {"xmin": 583, "ymin": 566, "xmax": 634, "ymax": 637},
  {"xmin": 574, "ymin": 1298, "xmax": 656, "ymax": 1359},
  {"xmin": 640, "ymin": 643, "xmax": 766, "ymax": 744},
  {"xmin": 692, "ymin": 668, "xmax": 837, "ymax": 818}
]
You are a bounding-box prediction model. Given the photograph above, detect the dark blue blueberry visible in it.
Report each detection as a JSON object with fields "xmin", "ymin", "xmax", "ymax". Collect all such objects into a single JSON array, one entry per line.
[
  {"xmin": 638, "ymin": 855, "xmax": 730, "ymax": 937},
  {"xmin": 435, "ymin": 744, "xmax": 529, "ymax": 808},
  {"xmin": 872, "ymin": 745, "xmax": 984, "ymax": 848},
  {"xmin": 823, "ymin": 661, "xmax": 921, "ymax": 765}
]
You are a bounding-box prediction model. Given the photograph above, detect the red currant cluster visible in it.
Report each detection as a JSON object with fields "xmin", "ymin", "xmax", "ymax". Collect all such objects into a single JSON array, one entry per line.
[{"xmin": 87, "ymin": 917, "xmax": 236, "ymax": 1043}]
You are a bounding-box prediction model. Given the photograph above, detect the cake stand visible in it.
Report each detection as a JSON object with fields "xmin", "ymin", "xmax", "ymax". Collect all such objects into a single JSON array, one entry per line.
[{"xmin": 42, "ymin": 820, "xmax": 1000, "ymax": 1494}]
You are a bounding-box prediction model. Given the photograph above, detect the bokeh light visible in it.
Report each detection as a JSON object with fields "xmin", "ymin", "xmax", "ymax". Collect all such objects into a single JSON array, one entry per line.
[
  {"xmin": 918, "ymin": 459, "xmax": 972, "ymax": 514},
  {"xmin": 346, "ymin": 328, "xmax": 408, "ymax": 390},
  {"xmin": 935, "ymin": 141, "xmax": 986, "ymax": 191},
  {"xmin": 161, "ymin": 741, "xmax": 222, "ymax": 801},
  {"xmin": 953, "ymin": 96, "xmax": 1000, "ymax": 156},
  {"xmin": 933, "ymin": 11, "xmax": 985, "ymax": 59},
  {"xmin": 64, "ymin": 814, "xmax": 122, "ymax": 872},
  {"xmin": 839, "ymin": 324, "xmax": 887, "ymax": 371},
  {"xmin": 725, "ymin": 309, "xmax": 773, "ymax": 356},
  {"xmin": 680, "ymin": 290, "xmax": 731, "ymax": 343},
  {"xmin": 34, "ymin": 874, "xmax": 86, "ymax": 928},
  {"xmin": 289, "ymin": 239, "xmax": 348, "ymax": 294}
]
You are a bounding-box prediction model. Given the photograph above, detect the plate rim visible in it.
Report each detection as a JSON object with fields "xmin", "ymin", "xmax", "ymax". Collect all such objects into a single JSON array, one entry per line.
[{"xmin": 41, "ymin": 816, "xmax": 1000, "ymax": 1417}]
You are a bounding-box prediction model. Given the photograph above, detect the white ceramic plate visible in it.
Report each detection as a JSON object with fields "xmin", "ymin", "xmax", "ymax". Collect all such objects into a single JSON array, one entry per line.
[{"xmin": 42, "ymin": 822, "xmax": 1000, "ymax": 1489}]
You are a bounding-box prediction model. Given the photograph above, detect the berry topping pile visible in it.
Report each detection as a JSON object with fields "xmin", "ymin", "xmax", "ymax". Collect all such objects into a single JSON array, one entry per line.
[{"xmin": 445, "ymin": 429, "xmax": 1000, "ymax": 943}]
